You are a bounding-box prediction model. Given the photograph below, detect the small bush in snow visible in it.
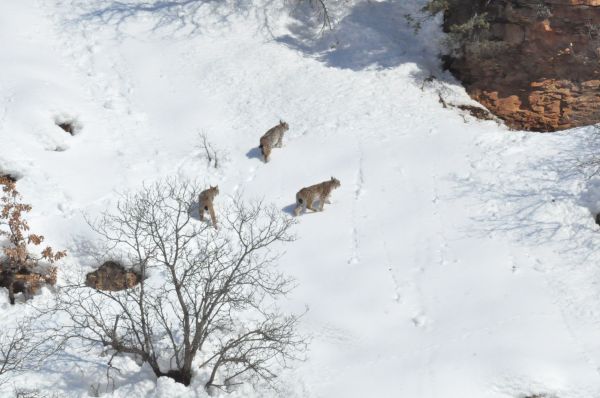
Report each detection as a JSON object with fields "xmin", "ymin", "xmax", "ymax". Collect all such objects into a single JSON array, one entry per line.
[
  {"xmin": 14, "ymin": 388, "xmax": 60, "ymax": 398},
  {"xmin": 197, "ymin": 132, "xmax": 224, "ymax": 169},
  {"xmin": 0, "ymin": 177, "xmax": 65, "ymax": 304},
  {"xmin": 405, "ymin": 0, "xmax": 501, "ymax": 59},
  {"xmin": 0, "ymin": 177, "xmax": 66, "ymax": 268}
]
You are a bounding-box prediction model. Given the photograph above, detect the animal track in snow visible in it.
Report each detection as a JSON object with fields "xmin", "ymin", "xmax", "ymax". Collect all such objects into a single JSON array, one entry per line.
[
  {"xmin": 317, "ymin": 323, "xmax": 358, "ymax": 347},
  {"xmin": 387, "ymin": 265, "xmax": 401, "ymax": 303},
  {"xmin": 348, "ymin": 227, "xmax": 360, "ymax": 265},
  {"xmin": 246, "ymin": 166, "xmax": 256, "ymax": 182},
  {"xmin": 354, "ymin": 151, "xmax": 365, "ymax": 200},
  {"xmin": 411, "ymin": 313, "xmax": 430, "ymax": 329},
  {"xmin": 431, "ymin": 173, "xmax": 451, "ymax": 267},
  {"xmin": 348, "ymin": 144, "xmax": 364, "ymax": 264},
  {"xmin": 382, "ymin": 240, "xmax": 402, "ymax": 304}
]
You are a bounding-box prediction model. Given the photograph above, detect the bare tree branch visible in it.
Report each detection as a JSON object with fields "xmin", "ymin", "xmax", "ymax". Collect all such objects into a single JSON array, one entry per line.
[
  {"xmin": 0, "ymin": 314, "xmax": 61, "ymax": 387},
  {"xmin": 307, "ymin": 0, "xmax": 332, "ymax": 31}
]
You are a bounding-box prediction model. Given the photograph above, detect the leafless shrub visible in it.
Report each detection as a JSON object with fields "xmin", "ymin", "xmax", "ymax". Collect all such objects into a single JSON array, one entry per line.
[
  {"xmin": 55, "ymin": 179, "xmax": 306, "ymax": 390},
  {"xmin": 304, "ymin": 0, "xmax": 332, "ymax": 31},
  {"xmin": 197, "ymin": 132, "xmax": 225, "ymax": 169},
  {"xmin": 14, "ymin": 389, "xmax": 60, "ymax": 398}
]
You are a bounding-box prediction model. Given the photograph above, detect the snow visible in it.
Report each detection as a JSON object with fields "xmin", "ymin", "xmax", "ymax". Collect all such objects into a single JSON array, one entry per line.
[{"xmin": 1, "ymin": 0, "xmax": 600, "ymax": 397}]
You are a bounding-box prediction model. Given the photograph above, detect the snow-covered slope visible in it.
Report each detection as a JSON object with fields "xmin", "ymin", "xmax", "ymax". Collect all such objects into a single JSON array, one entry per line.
[{"xmin": 2, "ymin": 0, "xmax": 600, "ymax": 397}]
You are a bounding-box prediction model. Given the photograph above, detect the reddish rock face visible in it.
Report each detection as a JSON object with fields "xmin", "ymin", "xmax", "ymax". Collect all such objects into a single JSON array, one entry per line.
[{"xmin": 444, "ymin": 0, "xmax": 600, "ymax": 131}]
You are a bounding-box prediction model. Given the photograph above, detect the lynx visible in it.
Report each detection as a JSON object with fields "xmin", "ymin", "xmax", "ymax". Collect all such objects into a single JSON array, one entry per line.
[
  {"xmin": 259, "ymin": 120, "xmax": 289, "ymax": 162},
  {"xmin": 294, "ymin": 177, "xmax": 341, "ymax": 216},
  {"xmin": 199, "ymin": 185, "xmax": 219, "ymax": 228}
]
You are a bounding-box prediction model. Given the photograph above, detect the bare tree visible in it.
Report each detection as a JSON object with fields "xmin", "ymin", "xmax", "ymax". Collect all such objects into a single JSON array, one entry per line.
[{"xmin": 55, "ymin": 179, "xmax": 306, "ymax": 390}]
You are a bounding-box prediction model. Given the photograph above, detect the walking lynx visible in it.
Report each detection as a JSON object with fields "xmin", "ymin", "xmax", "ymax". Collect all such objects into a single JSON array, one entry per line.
[
  {"xmin": 294, "ymin": 177, "xmax": 341, "ymax": 216},
  {"xmin": 259, "ymin": 120, "xmax": 289, "ymax": 162},
  {"xmin": 199, "ymin": 185, "xmax": 219, "ymax": 228}
]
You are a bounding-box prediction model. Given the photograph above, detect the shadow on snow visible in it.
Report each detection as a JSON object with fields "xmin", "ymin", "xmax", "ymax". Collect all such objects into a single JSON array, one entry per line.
[
  {"xmin": 68, "ymin": 0, "xmax": 253, "ymax": 35},
  {"xmin": 70, "ymin": 0, "xmax": 445, "ymax": 77},
  {"xmin": 275, "ymin": 0, "xmax": 443, "ymax": 73}
]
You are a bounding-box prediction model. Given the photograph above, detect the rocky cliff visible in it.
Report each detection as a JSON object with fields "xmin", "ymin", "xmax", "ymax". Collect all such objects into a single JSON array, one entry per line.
[{"xmin": 443, "ymin": 0, "xmax": 600, "ymax": 131}]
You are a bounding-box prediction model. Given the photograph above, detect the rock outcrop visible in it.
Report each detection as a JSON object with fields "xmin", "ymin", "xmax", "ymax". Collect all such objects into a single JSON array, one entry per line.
[
  {"xmin": 443, "ymin": 0, "xmax": 600, "ymax": 131},
  {"xmin": 85, "ymin": 261, "xmax": 140, "ymax": 291}
]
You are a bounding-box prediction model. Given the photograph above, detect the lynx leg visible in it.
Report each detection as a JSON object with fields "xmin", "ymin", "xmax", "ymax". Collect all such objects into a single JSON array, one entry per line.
[
  {"xmin": 294, "ymin": 196, "xmax": 305, "ymax": 216},
  {"xmin": 199, "ymin": 205, "xmax": 205, "ymax": 221},
  {"xmin": 208, "ymin": 205, "xmax": 218, "ymax": 229},
  {"xmin": 276, "ymin": 136, "xmax": 283, "ymax": 148},
  {"xmin": 307, "ymin": 200, "xmax": 318, "ymax": 212}
]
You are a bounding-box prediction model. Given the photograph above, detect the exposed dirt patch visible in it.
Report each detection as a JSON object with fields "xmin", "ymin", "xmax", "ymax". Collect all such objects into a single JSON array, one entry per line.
[
  {"xmin": 85, "ymin": 261, "xmax": 141, "ymax": 291},
  {"xmin": 0, "ymin": 265, "xmax": 57, "ymax": 304},
  {"xmin": 54, "ymin": 114, "xmax": 82, "ymax": 136},
  {"xmin": 456, "ymin": 104, "xmax": 495, "ymax": 121},
  {"xmin": 0, "ymin": 173, "xmax": 18, "ymax": 184},
  {"xmin": 522, "ymin": 394, "xmax": 556, "ymax": 398}
]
